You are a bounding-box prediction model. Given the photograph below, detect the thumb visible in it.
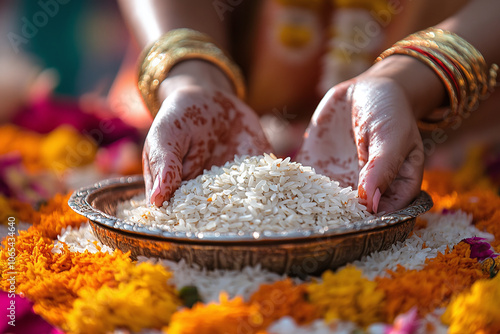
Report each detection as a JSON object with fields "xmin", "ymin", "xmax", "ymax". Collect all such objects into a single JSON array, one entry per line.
[
  {"xmin": 357, "ymin": 153, "xmax": 402, "ymax": 213},
  {"xmin": 358, "ymin": 143, "xmax": 424, "ymax": 213}
]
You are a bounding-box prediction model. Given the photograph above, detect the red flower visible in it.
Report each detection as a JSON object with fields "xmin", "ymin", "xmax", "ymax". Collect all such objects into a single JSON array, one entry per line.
[{"xmin": 463, "ymin": 237, "xmax": 498, "ymax": 261}]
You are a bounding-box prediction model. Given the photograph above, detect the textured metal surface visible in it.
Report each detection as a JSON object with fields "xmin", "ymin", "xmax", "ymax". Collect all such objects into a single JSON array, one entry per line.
[{"xmin": 69, "ymin": 175, "xmax": 433, "ymax": 276}]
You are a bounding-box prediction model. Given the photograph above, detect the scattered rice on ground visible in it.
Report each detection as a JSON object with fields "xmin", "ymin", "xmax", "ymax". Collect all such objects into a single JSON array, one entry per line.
[{"xmin": 352, "ymin": 211, "xmax": 493, "ymax": 279}]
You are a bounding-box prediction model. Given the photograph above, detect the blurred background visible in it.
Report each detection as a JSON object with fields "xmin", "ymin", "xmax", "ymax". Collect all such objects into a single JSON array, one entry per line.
[{"xmin": 0, "ymin": 0, "xmax": 147, "ymax": 209}]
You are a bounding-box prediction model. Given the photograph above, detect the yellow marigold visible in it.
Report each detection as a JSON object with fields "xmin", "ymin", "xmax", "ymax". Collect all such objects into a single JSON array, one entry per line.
[
  {"xmin": 40, "ymin": 125, "xmax": 97, "ymax": 173},
  {"xmin": 307, "ymin": 266, "xmax": 385, "ymax": 327},
  {"xmin": 249, "ymin": 279, "xmax": 320, "ymax": 326},
  {"xmin": 165, "ymin": 293, "xmax": 265, "ymax": 334},
  {"xmin": 0, "ymin": 228, "xmax": 53, "ymax": 289},
  {"xmin": 377, "ymin": 242, "xmax": 488, "ymax": 322},
  {"xmin": 442, "ymin": 274, "xmax": 500, "ymax": 334},
  {"xmin": 66, "ymin": 262, "xmax": 180, "ymax": 334},
  {"xmin": 477, "ymin": 211, "xmax": 500, "ymax": 250},
  {"xmin": 0, "ymin": 125, "xmax": 45, "ymax": 171},
  {"xmin": 0, "ymin": 124, "xmax": 97, "ymax": 173}
]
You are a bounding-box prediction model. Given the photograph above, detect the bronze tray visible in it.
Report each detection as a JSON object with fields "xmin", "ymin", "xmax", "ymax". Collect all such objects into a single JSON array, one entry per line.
[{"xmin": 69, "ymin": 175, "xmax": 433, "ymax": 277}]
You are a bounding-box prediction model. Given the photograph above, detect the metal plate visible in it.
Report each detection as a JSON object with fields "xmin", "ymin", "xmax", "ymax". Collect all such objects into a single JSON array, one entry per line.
[{"xmin": 69, "ymin": 175, "xmax": 433, "ymax": 276}]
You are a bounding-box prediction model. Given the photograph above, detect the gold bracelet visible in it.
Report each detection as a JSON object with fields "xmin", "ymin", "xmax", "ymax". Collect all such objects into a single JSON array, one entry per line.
[
  {"xmin": 407, "ymin": 29, "xmax": 487, "ymax": 113},
  {"xmin": 375, "ymin": 27, "xmax": 498, "ymax": 131},
  {"xmin": 375, "ymin": 46, "xmax": 461, "ymax": 130},
  {"xmin": 138, "ymin": 28, "xmax": 246, "ymax": 118}
]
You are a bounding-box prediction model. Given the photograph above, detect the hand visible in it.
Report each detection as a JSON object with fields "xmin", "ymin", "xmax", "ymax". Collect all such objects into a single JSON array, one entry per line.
[
  {"xmin": 295, "ymin": 83, "xmax": 359, "ymax": 189},
  {"xmin": 297, "ymin": 77, "xmax": 425, "ymax": 213},
  {"xmin": 143, "ymin": 86, "xmax": 271, "ymax": 206}
]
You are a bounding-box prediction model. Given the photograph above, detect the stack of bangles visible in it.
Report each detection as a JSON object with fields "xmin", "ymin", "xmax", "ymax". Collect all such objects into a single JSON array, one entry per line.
[
  {"xmin": 376, "ymin": 27, "xmax": 498, "ymax": 131},
  {"xmin": 137, "ymin": 28, "xmax": 246, "ymax": 118}
]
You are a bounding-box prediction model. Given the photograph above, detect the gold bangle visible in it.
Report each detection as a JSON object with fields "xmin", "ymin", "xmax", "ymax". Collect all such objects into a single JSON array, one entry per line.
[
  {"xmin": 407, "ymin": 29, "xmax": 484, "ymax": 112},
  {"xmin": 375, "ymin": 46, "xmax": 461, "ymax": 130},
  {"xmin": 395, "ymin": 39, "xmax": 471, "ymax": 107},
  {"xmin": 138, "ymin": 28, "xmax": 246, "ymax": 118},
  {"xmin": 375, "ymin": 27, "xmax": 498, "ymax": 131},
  {"xmin": 414, "ymin": 29, "xmax": 493, "ymax": 97}
]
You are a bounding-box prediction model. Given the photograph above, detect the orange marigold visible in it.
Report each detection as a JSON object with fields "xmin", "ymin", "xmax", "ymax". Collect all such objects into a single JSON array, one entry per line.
[
  {"xmin": 249, "ymin": 279, "xmax": 319, "ymax": 326},
  {"xmin": 165, "ymin": 293, "xmax": 266, "ymax": 334},
  {"xmin": 0, "ymin": 195, "xmax": 39, "ymax": 224},
  {"xmin": 34, "ymin": 192, "xmax": 87, "ymax": 239},
  {"xmin": 0, "ymin": 125, "xmax": 45, "ymax": 171},
  {"xmin": 0, "ymin": 192, "xmax": 171, "ymax": 331},
  {"xmin": 377, "ymin": 242, "xmax": 488, "ymax": 322},
  {"xmin": 0, "ymin": 124, "xmax": 97, "ymax": 172}
]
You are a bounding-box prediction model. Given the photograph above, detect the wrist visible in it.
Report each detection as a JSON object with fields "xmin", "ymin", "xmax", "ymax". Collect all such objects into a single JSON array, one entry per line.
[
  {"xmin": 361, "ymin": 55, "xmax": 447, "ymax": 120},
  {"xmin": 158, "ymin": 60, "xmax": 235, "ymax": 101}
]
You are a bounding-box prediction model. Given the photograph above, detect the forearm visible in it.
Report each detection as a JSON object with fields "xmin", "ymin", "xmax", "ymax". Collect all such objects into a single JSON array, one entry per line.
[
  {"xmin": 437, "ymin": 0, "xmax": 500, "ymax": 66},
  {"xmin": 118, "ymin": 0, "xmax": 228, "ymax": 49},
  {"xmin": 118, "ymin": 0, "xmax": 233, "ymax": 101}
]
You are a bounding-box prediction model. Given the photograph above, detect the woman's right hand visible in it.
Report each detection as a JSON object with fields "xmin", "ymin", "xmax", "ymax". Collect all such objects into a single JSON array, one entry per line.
[{"xmin": 143, "ymin": 63, "xmax": 271, "ymax": 206}]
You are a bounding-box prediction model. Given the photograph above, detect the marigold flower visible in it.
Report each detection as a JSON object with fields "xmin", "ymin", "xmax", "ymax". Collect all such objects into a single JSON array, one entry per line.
[
  {"xmin": 307, "ymin": 266, "xmax": 385, "ymax": 327},
  {"xmin": 249, "ymin": 279, "xmax": 319, "ymax": 326},
  {"xmin": 66, "ymin": 262, "xmax": 180, "ymax": 334},
  {"xmin": 166, "ymin": 293, "xmax": 265, "ymax": 334},
  {"xmin": 442, "ymin": 274, "xmax": 500, "ymax": 334},
  {"xmin": 377, "ymin": 243, "xmax": 487, "ymax": 322},
  {"xmin": 0, "ymin": 195, "xmax": 38, "ymax": 224}
]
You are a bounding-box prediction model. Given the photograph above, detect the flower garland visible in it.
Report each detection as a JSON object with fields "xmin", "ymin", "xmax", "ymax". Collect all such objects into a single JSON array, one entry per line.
[
  {"xmin": 167, "ymin": 279, "xmax": 318, "ymax": 334},
  {"xmin": 0, "ymin": 194, "xmax": 180, "ymax": 333},
  {"xmin": 376, "ymin": 242, "xmax": 488, "ymax": 322},
  {"xmin": 0, "ymin": 159, "xmax": 499, "ymax": 333}
]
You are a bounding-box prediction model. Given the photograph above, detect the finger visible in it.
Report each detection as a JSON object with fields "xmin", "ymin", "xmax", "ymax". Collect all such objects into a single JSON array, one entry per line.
[
  {"xmin": 142, "ymin": 146, "xmax": 153, "ymax": 201},
  {"xmin": 146, "ymin": 116, "xmax": 188, "ymax": 206},
  {"xmin": 148, "ymin": 147, "xmax": 184, "ymax": 206},
  {"xmin": 376, "ymin": 150, "xmax": 424, "ymax": 213}
]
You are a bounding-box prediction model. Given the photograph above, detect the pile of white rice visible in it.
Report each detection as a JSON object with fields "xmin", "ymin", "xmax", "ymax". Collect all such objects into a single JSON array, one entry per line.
[{"xmin": 117, "ymin": 154, "xmax": 371, "ymax": 233}]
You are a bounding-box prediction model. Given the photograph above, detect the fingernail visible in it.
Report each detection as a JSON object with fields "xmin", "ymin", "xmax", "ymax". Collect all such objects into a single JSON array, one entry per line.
[
  {"xmin": 373, "ymin": 188, "xmax": 382, "ymax": 214},
  {"xmin": 150, "ymin": 177, "xmax": 161, "ymax": 204}
]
